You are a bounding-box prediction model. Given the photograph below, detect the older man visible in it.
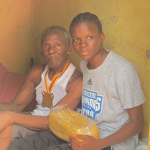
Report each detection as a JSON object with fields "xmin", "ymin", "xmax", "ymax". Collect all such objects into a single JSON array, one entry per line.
[{"xmin": 0, "ymin": 26, "xmax": 82, "ymax": 150}]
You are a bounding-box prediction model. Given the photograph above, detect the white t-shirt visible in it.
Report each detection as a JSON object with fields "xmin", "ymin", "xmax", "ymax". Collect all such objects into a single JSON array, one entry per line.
[{"xmin": 80, "ymin": 51, "xmax": 145, "ymax": 150}]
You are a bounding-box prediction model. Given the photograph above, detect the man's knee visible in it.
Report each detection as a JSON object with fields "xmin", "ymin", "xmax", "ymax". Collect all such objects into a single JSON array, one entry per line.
[
  {"xmin": 8, "ymin": 131, "xmax": 68, "ymax": 150},
  {"xmin": 0, "ymin": 124, "xmax": 12, "ymax": 139},
  {"xmin": 8, "ymin": 141, "xmax": 22, "ymax": 150},
  {"xmin": 0, "ymin": 125, "xmax": 13, "ymax": 150},
  {"xmin": 36, "ymin": 131, "xmax": 66, "ymax": 145},
  {"xmin": 12, "ymin": 124, "xmax": 37, "ymax": 141}
]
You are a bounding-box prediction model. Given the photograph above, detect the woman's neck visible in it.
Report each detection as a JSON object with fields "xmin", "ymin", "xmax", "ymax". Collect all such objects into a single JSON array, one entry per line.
[{"xmin": 87, "ymin": 49, "xmax": 109, "ymax": 70}]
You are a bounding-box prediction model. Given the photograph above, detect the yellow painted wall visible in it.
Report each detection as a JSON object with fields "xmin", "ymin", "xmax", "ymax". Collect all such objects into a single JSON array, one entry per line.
[
  {"xmin": 0, "ymin": 0, "xmax": 36, "ymax": 74},
  {"xmin": 34, "ymin": 0, "xmax": 150, "ymax": 138}
]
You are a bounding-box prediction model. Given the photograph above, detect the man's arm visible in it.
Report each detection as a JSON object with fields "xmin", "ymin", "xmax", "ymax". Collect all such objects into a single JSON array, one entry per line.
[
  {"xmin": 0, "ymin": 65, "xmax": 44, "ymax": 112},
  {"xmin": 15, "ymin": 69, "xmax": 83, "ymax": 130},
  {"xmin": 0, "ymin": 69, "xmax": 82, "ymax": 131},
  {"xmin": 69, "ymin": 105, "xmax": 144, "ymax": 150},
  {"xmin": 56, "ymin": 69, "xmax": 83, "ymax": 110},
  {"xmin": 0, "ymin": 111, "xmax": 49, "ymax": 131},
  {"xmin": 0, "ymin": 77, "xmax": 35, "ymax": 112}
]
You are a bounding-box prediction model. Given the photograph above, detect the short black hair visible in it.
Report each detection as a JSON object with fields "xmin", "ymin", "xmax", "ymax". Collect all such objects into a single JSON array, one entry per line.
[{"xmin": 69, "ymin": 12, "xmax": 102, "ymax": 34}]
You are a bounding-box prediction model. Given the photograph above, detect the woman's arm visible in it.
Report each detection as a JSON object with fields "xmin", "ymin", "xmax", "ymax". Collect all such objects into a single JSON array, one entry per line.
[{"xmin": 69, "ymin": 104, "xmax": 144, "ymax": 150}]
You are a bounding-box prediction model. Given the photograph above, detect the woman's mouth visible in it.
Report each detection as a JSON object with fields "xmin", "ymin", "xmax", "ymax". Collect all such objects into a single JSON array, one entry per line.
[{"xmin": 80, "ymin": 51, "xmax": 89, "ymax": 56}]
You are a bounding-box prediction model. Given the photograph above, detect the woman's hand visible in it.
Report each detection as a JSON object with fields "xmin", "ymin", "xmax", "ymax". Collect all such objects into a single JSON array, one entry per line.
[{"xmin": 69, "ymin": 135, "xmax": 100, "ymax": 150}]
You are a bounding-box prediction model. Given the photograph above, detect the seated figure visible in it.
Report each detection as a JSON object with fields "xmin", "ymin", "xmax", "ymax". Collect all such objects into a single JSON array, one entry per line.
[{"xmin": 0, "ymin": 26, "xmax": 83, "ymax": 150}]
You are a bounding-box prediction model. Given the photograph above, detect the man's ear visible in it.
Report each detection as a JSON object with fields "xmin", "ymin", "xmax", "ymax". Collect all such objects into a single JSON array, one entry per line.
[
  {"xmin": 67, "ymin": 45, "xmax": 72, "ymax": 54},
  {"xmin": 100, "ymin": 32, "xmax": 105, "ymax": 43}
]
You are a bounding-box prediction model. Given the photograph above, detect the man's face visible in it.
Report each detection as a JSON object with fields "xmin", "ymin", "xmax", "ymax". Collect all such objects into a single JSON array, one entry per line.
[
  {"xmin": 41, "ymin": 32, "xmax": 71, "ymax": 68},
  {"xmin": 70, "ymin": 22, "xmax": 104, "ymax": 61}
]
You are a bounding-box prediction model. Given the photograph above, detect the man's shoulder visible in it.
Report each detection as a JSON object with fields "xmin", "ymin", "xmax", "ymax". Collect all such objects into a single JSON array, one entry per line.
[
  {"xmin": 71, "ymin": 69, "xmax": 83, "ymax": 81},
  {"xmin": 28, "ymin": 64, "xmax": 46, "ymax": 76},
  {"xmin": 26, "ymin": 64, "xmax": 46, "ymax": 85},
  {"xmin": 66, "ymin": 69, "xmax": 83, "ymax": 92},
  {"xmin": 68, "ymin": 69, "xmax": 83, "ymax": 87}
]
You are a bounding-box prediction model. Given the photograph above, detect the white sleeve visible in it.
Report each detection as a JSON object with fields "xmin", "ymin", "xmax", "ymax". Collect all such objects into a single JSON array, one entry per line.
[{"xmin": 116, "ymin": 64, "xmax": 145, "ymax": 109}]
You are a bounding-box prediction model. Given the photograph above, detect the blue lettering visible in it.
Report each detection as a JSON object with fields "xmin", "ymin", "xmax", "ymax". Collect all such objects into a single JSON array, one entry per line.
[
  {"xmin": 82, "ymin": 88, "xmax": 103, "ymax": 119},
  {"xmin": 90, "ymin": 111, "xmax": 94, "ymax": 118},
  {"xmin": 90, "ymin": 99, "xmax": 96, "ymax": 109}
]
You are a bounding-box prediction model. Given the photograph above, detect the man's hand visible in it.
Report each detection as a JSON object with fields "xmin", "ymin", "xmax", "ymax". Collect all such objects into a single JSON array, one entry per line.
[
  {"xmin": 69, "ymin": 135, "xmax": 100, "ymax": 150},
  {"xmin": 0, "ymin": 111, "xmax": 14, "ymax": 131}
]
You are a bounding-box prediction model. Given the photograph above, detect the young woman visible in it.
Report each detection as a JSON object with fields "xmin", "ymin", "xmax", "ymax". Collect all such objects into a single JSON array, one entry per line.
[{"xmin": 69, "ymin": 12, "xmax": 145, "ymax": 150}]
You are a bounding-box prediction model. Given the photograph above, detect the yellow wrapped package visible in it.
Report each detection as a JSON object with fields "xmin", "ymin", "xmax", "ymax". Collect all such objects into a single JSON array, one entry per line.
[{"xmin": 49, "ymin": 108, "xmax": 100, "ymax": 142}]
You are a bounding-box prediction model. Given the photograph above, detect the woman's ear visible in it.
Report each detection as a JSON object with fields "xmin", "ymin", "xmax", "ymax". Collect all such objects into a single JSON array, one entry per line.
[
  {"xmin": 67, "ymin": 45, "xmax": 72, "ymax": 54},
  {"xmin": 100, "ymin": 32, "xmax": 105, "ymax": 43}
]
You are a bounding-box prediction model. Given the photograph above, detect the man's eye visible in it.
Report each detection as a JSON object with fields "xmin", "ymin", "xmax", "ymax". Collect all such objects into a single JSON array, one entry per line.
[
  {"xmin": 56, "ymin": 44, "xmax": 61, "ymax": 46},
  {"xmin": 87, "ymin": 36, "xmax": 93, "ymax": 40},
  {"xmin": 44, "ymin": 44, "xmax": 48, "ymax": 48}
]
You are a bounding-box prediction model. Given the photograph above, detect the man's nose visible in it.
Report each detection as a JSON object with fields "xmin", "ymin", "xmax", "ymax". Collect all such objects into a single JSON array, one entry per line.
[
  {"xmin": 80, "ymin": 39, "xmax": 87, "ymax": 48},
  {"xmin": 48, "ymin": 46, "xmax": 55, "ymax": 54}
]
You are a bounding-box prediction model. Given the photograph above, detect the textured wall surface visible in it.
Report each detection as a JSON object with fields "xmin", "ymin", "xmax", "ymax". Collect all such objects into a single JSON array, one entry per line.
[{"xmin": 0, "ymin": 0, "xmax": 36, "ymax": 74}]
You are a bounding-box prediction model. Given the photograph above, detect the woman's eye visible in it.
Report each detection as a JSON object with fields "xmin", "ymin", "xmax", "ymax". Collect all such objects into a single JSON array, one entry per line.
[
  {"xmin": 87, "ymin": 36, "xmax": 93, "ymax": 40},
  {"xmin": 74, "ymin": 39, "xmax": 79, "ymax": 42}
]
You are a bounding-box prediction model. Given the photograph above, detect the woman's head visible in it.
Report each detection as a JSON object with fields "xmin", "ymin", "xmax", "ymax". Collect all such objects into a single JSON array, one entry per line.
[
  {"xmin": 69, "ymin": 12, "xmax": 102, "ymax": 35},
  {"xmin": 69, "ymin": 12, "xmax": 105, "ymax": 62}
]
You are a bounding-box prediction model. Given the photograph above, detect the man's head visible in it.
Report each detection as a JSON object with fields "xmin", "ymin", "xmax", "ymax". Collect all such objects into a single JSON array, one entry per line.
[
  {"xmin": 41, "ymin": 26, "xmax": 72, "ymax": 69},
  {"xmin": 41, "ymin": 26, "xmax": 70, "ymax": 46},
  {"xmin": 69, "ymin": 12, "xmax": 105, "ymax": 61}
]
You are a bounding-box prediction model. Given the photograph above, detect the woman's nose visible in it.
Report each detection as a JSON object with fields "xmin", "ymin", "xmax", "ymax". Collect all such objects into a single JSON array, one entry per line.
[{"xmin": 80, "ymin": 39, "xmax": 87, "ymax": 48}]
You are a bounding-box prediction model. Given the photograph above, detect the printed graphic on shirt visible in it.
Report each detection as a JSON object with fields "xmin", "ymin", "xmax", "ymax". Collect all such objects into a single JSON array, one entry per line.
[
  {"xmin": 82, "ymin": 88, "xmax": 103, "ymax": 119},
  {"xmin": 87, "ymin": 78, "xmax": 92, "ymax": 85}
]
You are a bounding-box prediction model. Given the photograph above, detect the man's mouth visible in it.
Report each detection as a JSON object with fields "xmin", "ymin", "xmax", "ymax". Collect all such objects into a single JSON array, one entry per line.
[{"xmin": 47, "ymin": 55, "xmax": 59, "ymax": 59}]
